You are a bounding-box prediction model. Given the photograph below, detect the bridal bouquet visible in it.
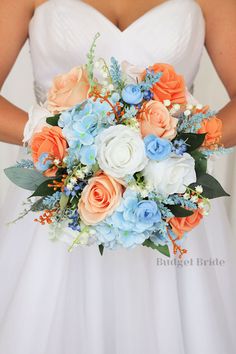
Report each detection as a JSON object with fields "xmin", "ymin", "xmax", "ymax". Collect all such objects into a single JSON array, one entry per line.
[{"xmin": 5, "ymin": 34, "xmax": 230, "ymax": 258}]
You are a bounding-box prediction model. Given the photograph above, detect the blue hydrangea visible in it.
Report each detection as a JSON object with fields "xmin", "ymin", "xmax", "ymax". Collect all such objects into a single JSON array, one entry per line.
[
  {"xmin": 95, "ymin": 223, "xmax": 120, "ymax": 250},
  {"xmin": 97, "ymin": 189, "xmax": 162, "ymax": 248},
  {"xmin": 58, "ymin": 99, "xmax": 114, "ymax": 166}
]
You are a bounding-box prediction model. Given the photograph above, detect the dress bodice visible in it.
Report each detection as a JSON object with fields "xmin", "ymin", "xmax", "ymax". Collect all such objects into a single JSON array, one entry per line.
[{"xmin": 28, "ymin": 0, "xmax": 205, "ymax": 103}]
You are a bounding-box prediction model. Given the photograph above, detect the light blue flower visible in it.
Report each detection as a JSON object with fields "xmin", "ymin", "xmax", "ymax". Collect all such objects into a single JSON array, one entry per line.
[
  {"xmin": 117, "ymin": 229, "xmax": 147, "ymax": 248},
  {"xmin": 135, "ymin": 200, "xmax": 161, "ymax": 224},
  {"xmin": 35, "ymin": 153, "xmax": 52, "ymax": 172},
  {"xmin": 144, "ymin": 134, "xmax": 172, "ymax": 160},
  {"xmin": 95, "ymin": 224, "xmax": 120, "ymax": 250},
  {"xmin": 80, "ymin": 145, "xmax": 97, "ymax": 165},
  {"xmin": 58, "ymin": 99, "xmax": 115, "ymax": 166},
  {"xmin": 100, "ymin": 189, "xmax": 161, "ymax": 248},
  {"xmin": 121, "ymin": 84, "xmax": 143, "ymax": 105}
]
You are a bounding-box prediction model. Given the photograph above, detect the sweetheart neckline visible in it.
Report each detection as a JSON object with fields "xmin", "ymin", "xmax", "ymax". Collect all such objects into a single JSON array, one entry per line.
[{"xmin": 30, "ymin": 0, "xmax": 203, "ymax": 34}]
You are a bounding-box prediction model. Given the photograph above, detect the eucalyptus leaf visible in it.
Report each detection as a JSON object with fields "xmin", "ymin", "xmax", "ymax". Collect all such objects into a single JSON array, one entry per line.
[
  {"xmin": 4, "ymin": 167, "xmax": 49, "ymax": 191},
  {"xmin": 143, "ymin": 239, "xmax": 170, "ymax": 257},
  {"xmin": 60, "ymin": 193, "xmax": 69, "ymax": 210},
  {"xmin": 189, "ymin": 173, "xmax": 230, "ymax": 199}
]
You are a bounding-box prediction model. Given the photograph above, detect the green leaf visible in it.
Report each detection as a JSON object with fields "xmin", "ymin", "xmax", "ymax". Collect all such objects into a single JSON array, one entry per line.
[
  {"xmin": 175, "ymin": 133, "xmax": 206, "ymax": 152},
  {"xmin": 46, "ymin": 114, "xmax": 60, "ymax": 126},
  {"xmin": 167, "ymin": 205, "xmax": 194, "ymax": 217},
  {"xmin": 30, "ymin": 180, "xmax": 56, "ymax": 197},
  {"xmin": 190, "ymin": 150, "xmax": 207, "ymax": 177},
  {"xmin": 143, "ymin": 239, "xmax": 170, "ymax": 257},
  {"xmin": 4, "ymin": 167, "xmax": 49, "ymax": 191},
  {"xmin": 189, "ymin": 173, "xmax": 230, "ymax": 199},
  {"xmin": 99, "ymin": 244, "xmax": 104, "ymax": 256},
  {"xmin": 60, "ymin": 193, "xmax": 69, "ymax": 210}
]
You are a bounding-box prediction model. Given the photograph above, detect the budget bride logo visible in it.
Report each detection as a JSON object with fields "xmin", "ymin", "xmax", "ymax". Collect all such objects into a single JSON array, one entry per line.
[{"xmin": 156, "ymin": 257, "xmax": 226, "ymax": 267}]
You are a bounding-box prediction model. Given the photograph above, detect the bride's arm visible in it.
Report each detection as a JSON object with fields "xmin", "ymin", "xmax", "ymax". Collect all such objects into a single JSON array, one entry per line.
[
  {"xmin": 199, "ymin": 0, "xmax": 236, "ymax": 148},
  {"xmin": 0, "ymin": 0, "xmax": 35, "ymax": 145}
]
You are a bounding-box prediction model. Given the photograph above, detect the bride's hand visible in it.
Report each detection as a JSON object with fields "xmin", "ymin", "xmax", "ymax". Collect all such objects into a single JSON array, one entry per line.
[
  {"xmin": 0, "ymin": 0, "xmax": 36, "ymax": 145},
  {"xmin": 199, "ymin": 0, "xmax": 236, "ymax": 147}
]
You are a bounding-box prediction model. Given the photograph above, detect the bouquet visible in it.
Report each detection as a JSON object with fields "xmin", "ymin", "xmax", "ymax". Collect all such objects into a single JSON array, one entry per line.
[{"xmin": 5, "ymin": 33, "xmax": 231, "ymax": 258}]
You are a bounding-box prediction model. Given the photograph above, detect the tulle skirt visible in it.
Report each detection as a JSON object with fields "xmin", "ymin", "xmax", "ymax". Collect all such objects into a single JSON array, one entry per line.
[{"xmin": 0, "ymin": 181, "xmax": 236, "ymax": 354}]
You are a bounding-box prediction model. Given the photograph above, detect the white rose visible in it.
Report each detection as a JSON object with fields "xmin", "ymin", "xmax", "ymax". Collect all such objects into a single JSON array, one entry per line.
[
  {"xmin": 143, "ymin": 153, "xmax": 196, "ymax": 197},
  {"xmin": 96, "ymin": 125, "xmax": 148, "ymax": 178},
  {"xmin": 121, "ymin": 61, "xmax": 144, "ymax": 84},
  {"xmin": 23, "ymin": 103, "xmax": 50, "ymax": 145}
]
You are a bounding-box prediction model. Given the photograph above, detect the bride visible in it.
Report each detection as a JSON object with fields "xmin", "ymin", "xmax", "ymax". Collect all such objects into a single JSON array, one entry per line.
[{"xmin": 0, "ymin": 0, "xmax": 236, "ymax": 353}]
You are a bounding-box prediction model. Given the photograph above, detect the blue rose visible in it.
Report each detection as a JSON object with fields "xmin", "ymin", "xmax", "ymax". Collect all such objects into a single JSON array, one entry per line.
[
  {"xmin": 135, "ymin": 200, "xmax": 161, "ymax": 225},
  {"xmin": 121, "ymin": 84, "xmax": 143, "ymax": 105},
  {"xmin": 144, "ymin": 134, "xmax": 172, "ymax": 160}
]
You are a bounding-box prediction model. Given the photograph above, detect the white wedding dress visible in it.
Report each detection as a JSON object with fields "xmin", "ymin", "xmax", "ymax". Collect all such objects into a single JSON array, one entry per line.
[{"xmin": 0, "ymin": 0, "xmax": 236, "ymax": 353}]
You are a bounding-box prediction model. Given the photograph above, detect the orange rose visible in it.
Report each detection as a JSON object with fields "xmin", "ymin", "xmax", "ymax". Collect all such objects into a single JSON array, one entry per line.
[
  {"xmin": 47, "ymin": 66, "xmax": 90, "ymax": 114},
  {"xmin": 78, "ymin": 173, "xmax": 123, "ymax": 225},
  {"xmin": 169, "ymin": 208, "xmax": 203, "ymax": 239},
  {"xmin": 31, "ymin": 126, "xmax": 67, "ymax": 176},
  {"xmin": 138, "ymin": 100, "xmax": 178, "ymax": 139},
  {"xmin": 198, "ymin": 116, "xmax": 222, "ymax": 148},
  {"xmin": 147, "ymin": 63, "xmax": 187, "ymax": 104}
]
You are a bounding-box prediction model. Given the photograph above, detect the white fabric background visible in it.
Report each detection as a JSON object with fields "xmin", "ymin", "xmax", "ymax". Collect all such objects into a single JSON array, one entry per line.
[{"xmin": 0, "ymin": 42, "xmax": 235, "ymax": 234}]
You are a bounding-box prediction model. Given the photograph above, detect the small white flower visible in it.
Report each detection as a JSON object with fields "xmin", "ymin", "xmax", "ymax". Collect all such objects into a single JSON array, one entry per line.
[
  {"xmin": 202, "ymin": 210, "xmax": 209, "ymax": 216},
  {"xmin": 101, "ymin": 88, "xmax": 107, "ymax": 95},
  {"xmin": 186, "ymin": 104, "xmax": 193, "ymax": 110},
  {"xmin": 54, "ymin": 158, "xmax": 60, "ymax": 165},
  {"xmin": 70, "ymin": 177, "xmax": 77, "ymax": 185},
  {"xmin": 82, "ymin": 165, "xmax": 91, "ymax": 174},
  {"xmin": 173, "ymin": 104, "xmax": 181, "ymax": 111},
  {"xmin": 183, "ymin": 193, "xmax": 190, "ymax": 200},
  {"xmin": 164, "ymin": 99, "xmax": 171, "ymax": 107},
  {"xmin": 102, "ymin": 80, "xmax": 109, "ymax": 86},
  {"xmin": 198, "ymin": 202, "xmax": 205, "ymax": 209},
  {"xmin": 102, "ymin": 71, "xmax": 108, "ymax": 78},
  {"xmin": 195, "ymin": 185, "xmax": 203, "ymax": 194},
  {"xmin": 75, "ymin": 170, "xmax": 85, "ymax": 179},
  {"xmin": 190, "ymin": 195, "xmax": 198, "ymax": 203},
  {"xmin": 140, "ymin": 188, "xmax": 149, "ymax": 198},
  {"xmin": 108, "ymin": 84, "xmax": 114, "ymax": 91},
  {"xmin": 196, "ymin": 104, "xmax": 203, "ymax": 110},
  {"xmin": 66, "ymin": 183, "xmax": 73, "ymax": 191},
  {"xmin": 184, "ymin": 109, "xmax": 191, "ymax": 117},
  {"xmin": 94, "ymin": 59, "xmax": 103, "ymax": 69}
]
